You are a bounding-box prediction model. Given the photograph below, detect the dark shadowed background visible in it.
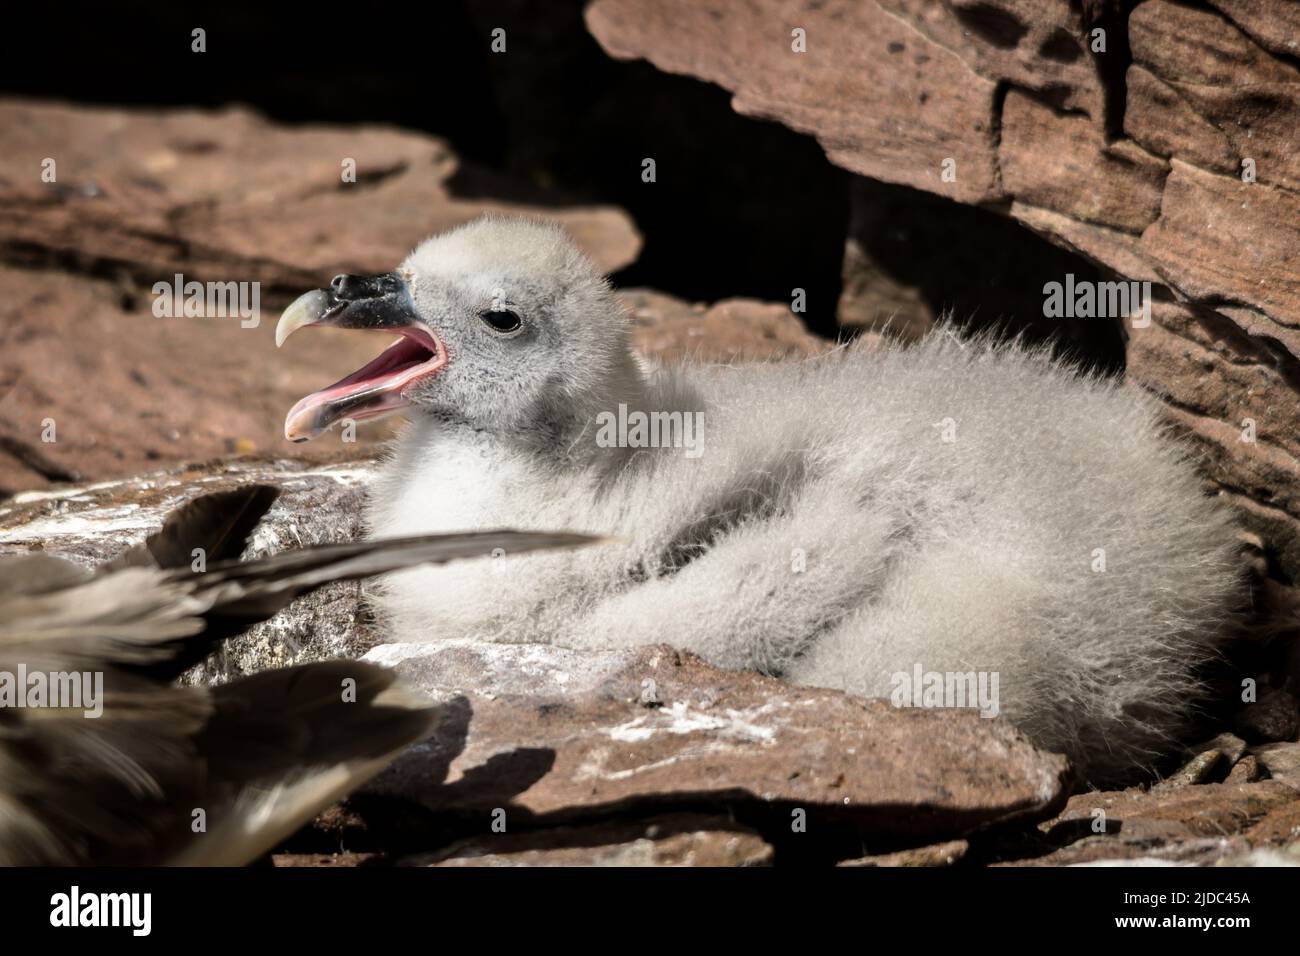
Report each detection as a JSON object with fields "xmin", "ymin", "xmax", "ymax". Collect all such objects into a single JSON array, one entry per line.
[{"xmin": 0, "ymin": 0, "xmax": 1109, "ymax": 343}]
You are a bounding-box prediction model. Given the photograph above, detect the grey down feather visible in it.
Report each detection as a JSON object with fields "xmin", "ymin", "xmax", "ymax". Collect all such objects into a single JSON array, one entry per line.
[{"xmin": 276, "ymin": 216, "xmax": 1247, "ymax": 786}]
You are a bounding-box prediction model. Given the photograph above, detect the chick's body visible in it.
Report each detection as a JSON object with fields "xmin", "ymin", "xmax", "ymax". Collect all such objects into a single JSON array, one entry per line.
[{"xmin": 367, "ymin": 321, "xmax": 1242, "ymax": 785}]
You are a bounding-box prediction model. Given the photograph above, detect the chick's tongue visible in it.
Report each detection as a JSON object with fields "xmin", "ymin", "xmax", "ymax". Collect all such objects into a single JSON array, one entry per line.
[{"xmin": 284, "ymin": 337, "xmax": 431, "ymax": 441}]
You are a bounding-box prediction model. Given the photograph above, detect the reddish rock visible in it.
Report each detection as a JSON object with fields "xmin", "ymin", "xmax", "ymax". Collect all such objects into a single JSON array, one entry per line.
[
  {"xmin": 1132, "ymin": 1, "xmax": 1296, "ymax": 87},
  {"xmin": 1140, "ymin": 161, "xmax": 1300, "ymax": 332},
  {"xmin": 838, "ymin": 838, "xmax": 968, "ymax": 867},
  {"xmin": 1000, "ymin": 90, "xmax": 1166, "ymax": 233},
  {"xmin": 1200, "ymin": 733, "xmax": 1250, "ymax": 767},
  {"xmin": 1157, "ymin": 750, "xmax": 1224, "ymax": 789},
  {"xmin": 1046, "ymin": 780, "xmax": 1298, "ymax": 841},
  {"xmin": 1245, "ymin": 797, "xmax": 1300, "ymax": 846},
  {"xmin": 1127, "ymin": 1, "xmax": 1300, "ymax": 192},
  {"xmin": 586, "ymin": 0, "xmax": 1003, "ymax": 204},
  {"xmin": 876, "ymin": 0, "xmax": 1107, "ymax": 119},
  {"xmin": 837, "ymin": 232, "xmax": 933, "ymax": 340},
  {"xmin": 1227, "ymin": 755, "xmax": 1263, "ymax": 784},
  {"xmin": 1124, "ymin": 298, "xmax": 1300, "ymax": 576},
  {"xmin": 1014, "ymin": 833, "xmax": 1255, "ymax": 866},
  {"xmin": 405, "ymin": 815, "xmax": 774, "ymax": 867},
  {"xmin": 0, "ymin": 264, "xmax": 399, "ymax": 494},
  {"xmin": 1123, "ymin": 66, "xmax": 1238, "ymax": 177},
  {"xmin": 622, "ymin": 288, "xmax": 833, "ymax": 363},
  {"xmin": 362, "ymin": 640, "xmax": 1071, "ymax": 844},
  {"xmin": 1252, "ymin": 742, "xmax": 1300, "ymax": 789},
  {"xmin": 1011, "ymin": 203, "xmax": 1162, "ymax": 285},
  {"xmin": 1012, "ymin": 779, "xmax": 1300, "ymax": 864},
  {"xmin": 1204, "ymin": 0, "xmax": 1300, "ymax": 58},
  {"xmin": 0, "ymin": 99, "xmax": 640, "ymax": 289}
]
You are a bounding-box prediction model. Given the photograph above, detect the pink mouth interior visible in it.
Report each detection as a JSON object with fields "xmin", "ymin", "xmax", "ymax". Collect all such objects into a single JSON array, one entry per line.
[
  {"xmin": 310, "ymin": 330, "xmax": 441, "ymax": 405},
  {"xmin": 285, "ymin": 326, "xmax": 446, "ymax": 440}
]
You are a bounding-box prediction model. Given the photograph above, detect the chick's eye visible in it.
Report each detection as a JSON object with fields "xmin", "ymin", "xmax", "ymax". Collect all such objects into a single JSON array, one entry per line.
[{"xmin": 480, "ymin": 309, "xmax": 523, "ymax": 334}]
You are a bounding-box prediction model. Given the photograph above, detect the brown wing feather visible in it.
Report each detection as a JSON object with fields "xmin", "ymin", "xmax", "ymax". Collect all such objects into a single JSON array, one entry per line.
[
  {"xmin": 1, "ymin": 485, "xmax": 608, "ymax": 865},
  {"xmin": 104, "ymin": 485, "xmax": 280, "ymax": 571}
]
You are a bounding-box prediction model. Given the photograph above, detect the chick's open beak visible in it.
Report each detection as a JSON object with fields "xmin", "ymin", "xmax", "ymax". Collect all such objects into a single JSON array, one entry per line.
[{"xmin": 277, "ymin": 272, "xmax": 447, "ymax": 442}]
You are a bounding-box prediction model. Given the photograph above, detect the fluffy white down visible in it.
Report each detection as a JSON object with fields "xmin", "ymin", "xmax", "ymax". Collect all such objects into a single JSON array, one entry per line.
[{"xmin": 362, "ymin": 218, "xmax": 1243, "ymax": 786}]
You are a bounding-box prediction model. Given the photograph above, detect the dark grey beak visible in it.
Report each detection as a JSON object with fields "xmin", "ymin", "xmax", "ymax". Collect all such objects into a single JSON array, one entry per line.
[{"xmin": 276, "ymin": 272, "xmax": 422, "ymax": 345}]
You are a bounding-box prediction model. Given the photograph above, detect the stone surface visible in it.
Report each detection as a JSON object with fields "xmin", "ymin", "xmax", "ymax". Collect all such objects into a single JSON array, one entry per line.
[
  {"xmin": 1127, "ymin": 1, "xmax": 1300, "ymax": 192},
  {"xmin": 1007, "ymin": 778, "xmax": 1300, "ymax": 865},
  {"xmin": 1157, "ymin": 750, "xmax": 1224, "ymax": 790},
  {"xmin": 1046, "ymin": 781, "xmax": 1298, "ymax": 842},
  {"xmin": 403, "ymin": 815, "xmax": 774, "ymax": 867},
  {"xmin": 587, "ymin": 0, "xmax": 1003, "ymax": 204},
  {"xmin": 1245, "ymin": 794, "xmax": 1300, "ymax": 847},
  {"xmin": 1140, "ymin": 162, "xmax": 1300, "ymax": 335},
  {"xmin": 878, "ymin": 0, "xmax": 1108, "ymax": 119},
  {"xmin": 1000, "ymin": 90, "xmax": 1166, "ymax": 233},
  {"xmin": 621, "ymin": 288, "xmax": 833, "ymax": 363},
  {"xmin": 1015, "ymin": 834, "xmax": 1256, "ymax": 867},
  {"xmin": 838, "ymin": 838, "xmax": 968, "ymax": 868},
  {"xmin": 1226, "ymin": 755, "xmax": 1263, "ymax": 784},
  {"xmin": 1125, "ymin": 300, "xmax": 1300, "ymax": 464},
  {"xmin": 1252, "ymin": 742, "xmax": 1300, "ymax": 789},
  {"xmin": 1200, "ymin": 732, "xmax": 1250, "ymax": 767},
  {"xmin": 0, "ymin": 99, "xmax": 640, "ymax": 290},
  {"xmin": 1204, "ymin": 0, "xmax": 1300, "ymax": 59},
  {"xmin": 1123, "ymin": 66, "xmax": 1238, "ymax": 178},
  {"xmin": 1010, "ymin": 202, "xmax": 1163, "ymax": 288},
  {"xmin": 360, "ymin": 640, "xmax": 1071, "ymax": 847}
]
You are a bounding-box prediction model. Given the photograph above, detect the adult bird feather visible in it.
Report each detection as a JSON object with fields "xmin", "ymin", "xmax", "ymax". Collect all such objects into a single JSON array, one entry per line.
[{"xmin": 0, "ymin": 484, "xmax": 604, "ymax": 865}]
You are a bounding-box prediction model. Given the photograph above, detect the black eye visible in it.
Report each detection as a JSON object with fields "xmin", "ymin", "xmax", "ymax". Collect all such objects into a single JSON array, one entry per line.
[{"xmin": 480, "ymin": 309, "xmax": 523, "ymax": 334}]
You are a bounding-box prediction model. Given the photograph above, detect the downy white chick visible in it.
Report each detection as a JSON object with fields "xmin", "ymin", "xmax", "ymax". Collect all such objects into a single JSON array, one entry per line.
[{"xmin": 277, "ymin": 215, "xmax": 1245, "ymax": 785}]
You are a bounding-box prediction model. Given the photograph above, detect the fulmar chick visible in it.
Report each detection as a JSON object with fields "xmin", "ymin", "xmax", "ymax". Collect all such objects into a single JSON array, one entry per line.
[{"xmin": 277, "ymin": 215, "xmax": 1245, "ymax": 785}]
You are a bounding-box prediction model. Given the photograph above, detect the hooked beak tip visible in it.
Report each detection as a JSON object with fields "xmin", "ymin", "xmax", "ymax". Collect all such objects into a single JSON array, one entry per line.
[
  {"xmin": 283, "ymin": 398, "xmax": 323, "ymax": 443},
  {"xmin": 276, "ymin": 289, "xmax": 329, "ymax": 348}
]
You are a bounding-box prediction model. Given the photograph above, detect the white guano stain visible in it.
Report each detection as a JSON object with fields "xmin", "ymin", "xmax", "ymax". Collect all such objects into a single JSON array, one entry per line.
[
  {"xmin": 608, "ymin": 700, "xmax": 777, "ymax": 744},
  {"xmin": 0, "ymin": 504, "xmax": 151, "ymax": 539}
]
